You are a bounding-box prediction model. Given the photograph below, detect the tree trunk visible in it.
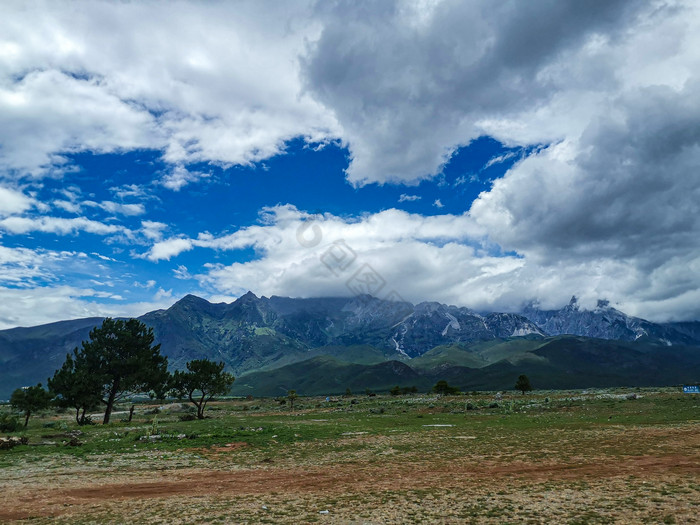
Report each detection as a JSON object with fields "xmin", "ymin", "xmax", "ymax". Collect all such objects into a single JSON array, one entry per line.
[
  {"xmin": 189, "ymin": 392, "xmax": 204, "ymax": 419},
  {"xmin": 128, "ymin": 404, "xmax": 135, "ymax": 422},
  {"xmin": 197, "ymin": 395, "xmax": 205, "ymax": 419},
  {"xmin": 75, "ymin": 408, "xmax": 81, "ymax": 425},
  {"xmin": 103, "ymin": 382, "xmax": 118, "ymax": 424},
  {"xmin": 24, "ymin": 411, "xmax": 30, "ymax": 427}
]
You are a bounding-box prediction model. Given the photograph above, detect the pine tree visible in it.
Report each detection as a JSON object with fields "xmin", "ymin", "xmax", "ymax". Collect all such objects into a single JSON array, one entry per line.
[{"xmin": 52, "ymin": 318, "xmax": 169, "ymax": 424}]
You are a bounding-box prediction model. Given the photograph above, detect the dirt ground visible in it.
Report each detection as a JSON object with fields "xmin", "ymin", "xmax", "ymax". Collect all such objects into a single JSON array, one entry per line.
[
  {"xmin": 2, "ymin": 450, "xmax": 698, "ymax": 523},
  {"xmin": 2, "ymin": 396, "xmax": 699, "ymax": 524}
]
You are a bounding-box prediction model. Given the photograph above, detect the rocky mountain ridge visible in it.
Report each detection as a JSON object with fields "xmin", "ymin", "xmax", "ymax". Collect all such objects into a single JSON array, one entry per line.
[
  {"xmin": 1, "ymin": 292, "xmax": 698, "ymax": 398},
  {"xmin": 522, "ymin": 296, "xmax": 699, "ymax": 345}
]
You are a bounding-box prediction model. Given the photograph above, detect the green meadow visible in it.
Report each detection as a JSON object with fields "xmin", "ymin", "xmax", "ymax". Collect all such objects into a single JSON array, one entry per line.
[{"xmin": 1, "ymin": 388, "xmax": 698, "ymax": 524}]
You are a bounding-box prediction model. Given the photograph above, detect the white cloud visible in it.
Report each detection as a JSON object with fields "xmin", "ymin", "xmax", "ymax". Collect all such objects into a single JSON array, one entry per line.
[
  {"xmin": 0, "ymin": 1, "xmax": 337, "ymax": 180},
  {"xmin": 110, "ymin": 184, "xmax": 151, "ymax": 200},
  {"xmin": 302, "ymin": 0, "xmax": 653, "ymax": 185},
  {"xmin": 0, "ymin": 244, "xmax": 178, "ymax": 328},
  {"xmin": 84, "ymin": 200, "xmax": 146, "ymax": 216},
  {"xmin": 125, "ymin": 204, "xmax": 699, "ymax": 322},
  {"xmin": 189, "ymin": 206, "xmax": 529, "ymax": 311},
  {"xmin": 1, "ymin": 1, "xmax": 699, "ymax": 325},
  {"xmin": 173, "ymin": 265, "xmax": 192, "ymax": 280},
  {"xmin": 1, "ymin": 0, "xmax": 698, "ymax": 193},
  {"xmin": 433, "ymin": 199, "xmax": 444, "ymax": 209},
  {"xmin": 53, "ymin": 199, "xmax": 82, "ymax": 214},
  {"xmin": 0, "ymin": 245, "xmax": 67, "ymax": 285},
  {"xmin": 0, "ymin": 69, "xmax": 159, "ymax": 178},
  {"xmin": 159, "ymin": 165, "xmax": 208, "ymax": 191},
  {"xmin": 0, "ymin": 186, "xmax": 36, "ymax": 216},
  {"xmin": 90, "ymin": 252, "xmax": 118, "ymax": 262},
  {"xmin": 468, "ymin": 79, "xmax": 700, "ymax": 320},
  {"xmin": 398, "ymin": 194, "xmax": 421, "ymax": 202},
  {"xmin": 153, "ymin": 287, "xmax": 173, "ymax": 301},
  {"xmin": 144, "ymin": 237, "xmax": 194, "ymax": 261},
  {"xmin": 0, "ymin": 285, "xmax": 177, "ymax": 329},
  {"xmin": 140, "ymin": 220, "xmax": 168, "ymax": 242},
  {"xmin": 132, "ymin": 279, "xmax": 156, "ymax": 290},
  {"xmin": 0, "ymin": 215, "xmax": 123, "ymax": 235},
  {"xmin": 483, "ymin": 151, "xmax": 518, "ymax": 170}
]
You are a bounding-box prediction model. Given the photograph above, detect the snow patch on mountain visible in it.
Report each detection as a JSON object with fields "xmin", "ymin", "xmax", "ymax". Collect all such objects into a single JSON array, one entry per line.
[{"xmin": 441, "ymin": 312, "xmax": 461, "ymax": 336}]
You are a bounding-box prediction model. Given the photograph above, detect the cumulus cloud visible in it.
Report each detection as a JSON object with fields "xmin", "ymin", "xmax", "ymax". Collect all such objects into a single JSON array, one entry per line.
[
  {"xmin": 302, "ymin": 0, "xmax": 644, "ymax": 185},
  {"xmin": 469, "ymin": 81, "xmax": 700, "ymax": 320},
  {"xmin": 131, "ymin": 204, "xmax": 700, "ymax": 321},
  {"xmin": 0, "ymin": 186, "xmax": 35, "ymax": 216},
  {"xmin": 0, "ymin": 69, "xmax": 159, "ymax": 178},
  {"xmin": 1, "ymin": 0, "xmax": 698, "ymax": 192},
  {"xmin": 0, "ymin": 0, "xmax": 336, "ymax": 181},
  {"xmin": 140, "ymin": 220, "xmax": 168, "ymax": 241}
]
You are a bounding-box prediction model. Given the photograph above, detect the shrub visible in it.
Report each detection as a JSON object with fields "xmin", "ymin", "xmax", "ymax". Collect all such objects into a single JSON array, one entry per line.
[
  {"xmin": 0, "ymin": 413, "xmax": 21, "ymax": 433},
  {"xmin": 178, "ymin": 413, "xmax": 197, "ymax": 422}
]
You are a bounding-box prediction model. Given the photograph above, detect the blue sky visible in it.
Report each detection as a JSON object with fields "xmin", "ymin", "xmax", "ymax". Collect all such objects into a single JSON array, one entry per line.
[
  {"xmin": 4, "ymin": 136, "xmax": 525, "ymax": 308},
  {"xmin": 1, "ymin": 1, "xmax": 700, "ymax": 327}
]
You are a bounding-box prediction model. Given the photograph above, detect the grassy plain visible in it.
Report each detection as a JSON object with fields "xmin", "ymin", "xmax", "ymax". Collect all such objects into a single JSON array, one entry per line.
[{"xmin": 1, "ymin": 388, "xmax": 698, "ymax": 524}]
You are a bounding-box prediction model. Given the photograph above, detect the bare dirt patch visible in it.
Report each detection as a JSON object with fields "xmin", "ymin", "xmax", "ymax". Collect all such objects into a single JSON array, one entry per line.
[{"xmin": 2, "ymin": 453, "xmax": 697, "ymax": 522}]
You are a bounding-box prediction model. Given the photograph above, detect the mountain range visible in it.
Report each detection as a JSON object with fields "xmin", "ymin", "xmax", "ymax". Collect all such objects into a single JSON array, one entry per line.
[{"xmin": 0, "ymin": 293, "xmax": 698, "ymax": 399}]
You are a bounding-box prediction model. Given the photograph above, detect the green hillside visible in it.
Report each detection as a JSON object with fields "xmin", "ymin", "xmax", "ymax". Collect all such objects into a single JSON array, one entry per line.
[{"xmin": 231, "ymin": 336, "xmax": 700, "ymax": 396}]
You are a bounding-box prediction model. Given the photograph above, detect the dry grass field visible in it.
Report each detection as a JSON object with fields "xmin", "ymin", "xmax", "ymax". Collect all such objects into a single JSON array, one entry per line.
[{"xmin": 1, "ymin": 389, "xmax": 698, "ymax": 524}]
